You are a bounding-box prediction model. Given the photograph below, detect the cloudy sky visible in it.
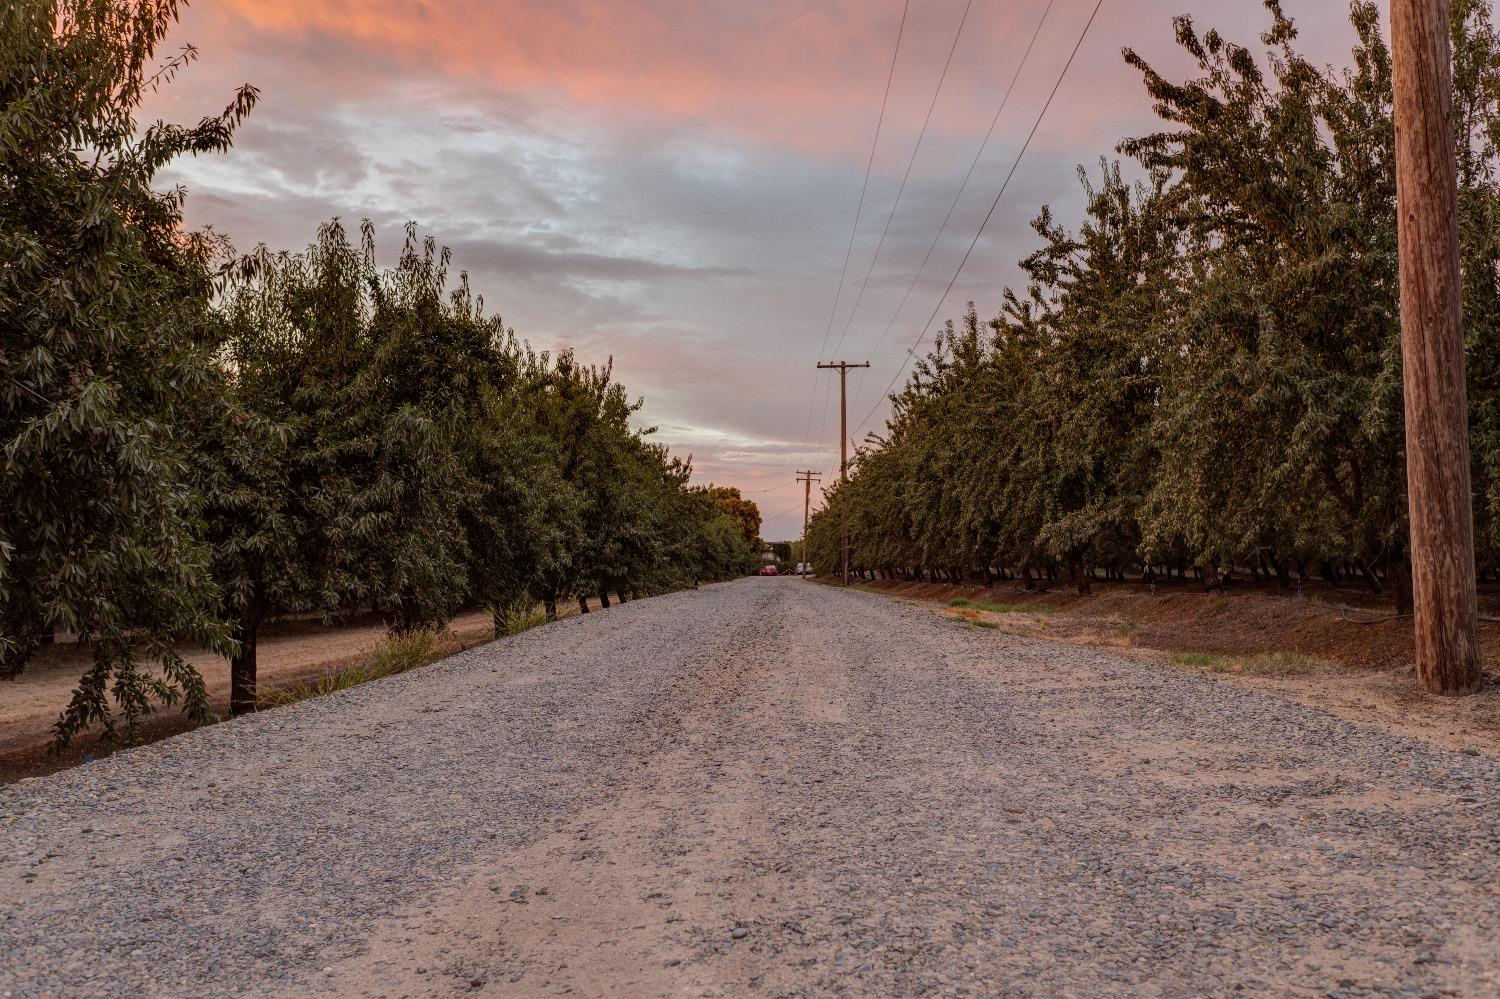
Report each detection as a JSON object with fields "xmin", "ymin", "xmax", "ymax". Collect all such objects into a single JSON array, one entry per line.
[{"xmin": 146, "ymin": 0, "xmax": 1360, "ymax": 538}]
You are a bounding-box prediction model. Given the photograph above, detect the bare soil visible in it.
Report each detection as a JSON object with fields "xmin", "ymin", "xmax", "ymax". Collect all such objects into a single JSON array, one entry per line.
[
  {"xmin": 0, "ymin": 609, "xmax": 495, "ymax": 784},
  {"xmin": 843, "ymin": 576, "xmax": 1500, "ymax": 757}
]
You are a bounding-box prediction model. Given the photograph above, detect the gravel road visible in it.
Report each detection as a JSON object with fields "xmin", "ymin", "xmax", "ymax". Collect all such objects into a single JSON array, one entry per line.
[{"xmin": 3, "ymin": 578, "xmax": 1499, "ymax": 998}]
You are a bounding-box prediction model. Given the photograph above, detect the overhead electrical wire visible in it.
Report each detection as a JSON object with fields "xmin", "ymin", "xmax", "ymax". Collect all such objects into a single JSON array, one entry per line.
[
  {"xmin": 738, "ymin": 480, "xmax": 799, "ymax": 496},
  {"xmin": 826, "ymin": 0, "xmax": 975, "ymax": 362},
  {"xmin": 847, "ymin": 0, "xmax": 1056, "ymax": 419},
  {"xmin": 811, "ymin": 0, "xmax": 971, "ymax": 482},
  {"xmin": 814, "ymin": 0, "xmax": 910, "ymax": 366},
  {"xmin": 766, "ymin": 497, "xmax": 812, "ymax": 524},
  {"xmin": 852, "ymin": 0, "xmax": 1107, "ymax": 438},
  {"xmin": 792, "ymin": 0, "xmax": 911, "ymax": 473}
]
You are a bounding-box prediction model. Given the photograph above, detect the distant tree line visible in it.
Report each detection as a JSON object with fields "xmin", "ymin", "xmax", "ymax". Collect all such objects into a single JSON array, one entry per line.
[
  {"xmin": 809, "ymin": 1, "xmax": 1500, "ymax": 610},
  {"xmin": 1, "ymin": 0, "xmax": 758, "ymax": 743}
]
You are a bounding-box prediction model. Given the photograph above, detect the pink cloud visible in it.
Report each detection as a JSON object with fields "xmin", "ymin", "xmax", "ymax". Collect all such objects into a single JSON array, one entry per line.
[{"xmin": 169, "ymin": 0, "xmax": 1128, "ymax": 161}]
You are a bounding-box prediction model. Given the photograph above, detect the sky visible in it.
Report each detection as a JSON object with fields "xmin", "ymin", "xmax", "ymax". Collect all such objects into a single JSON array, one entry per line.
[{"xmin": 146, "ymin": 0, "xmax": 1362, "ymax": 539}]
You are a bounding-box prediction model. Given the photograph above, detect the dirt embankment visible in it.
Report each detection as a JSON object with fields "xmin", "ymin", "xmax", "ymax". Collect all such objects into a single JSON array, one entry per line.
[{"xmin": 842, "ymin": 576, "xmax": 1500, "ymax": 756}]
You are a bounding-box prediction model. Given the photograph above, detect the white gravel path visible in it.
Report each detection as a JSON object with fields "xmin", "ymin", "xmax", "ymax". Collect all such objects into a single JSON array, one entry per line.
[{"xmin": 2, "ymin": 578, "xmax": 1498, "ymax": 998}]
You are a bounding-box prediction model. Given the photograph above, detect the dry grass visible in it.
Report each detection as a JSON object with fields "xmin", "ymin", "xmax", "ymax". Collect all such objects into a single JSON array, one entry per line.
[
  {"xmin": 1172, "ymin": 649, "xmax": 1339, "ymax": 677},
  {"xmin": 259, "ymin": 628, "xmax": 459, "ymax": 708},
  {"xmin": 493, "ymin": 601, "xmax": 549, "ymax": 638},
  {"xmin": 1236, "ymin": 651, "xmax": 1342, "ymax": 676}
]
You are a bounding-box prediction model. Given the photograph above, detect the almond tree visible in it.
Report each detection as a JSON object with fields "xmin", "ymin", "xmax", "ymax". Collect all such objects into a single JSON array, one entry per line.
[
  {"xmin": 1, "ymin": 0, "xmax": 254, "ymax": 740},
  {"xmin": 813, "ymin": 0, "xmax": 1500, "ymax": 598},
  {"xmin": 204, "ymin": 221, "xmax": 377, "ymax": 713}
]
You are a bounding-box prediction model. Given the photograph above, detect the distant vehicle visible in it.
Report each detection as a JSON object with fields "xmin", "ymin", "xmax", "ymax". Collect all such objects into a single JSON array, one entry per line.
[
  {"xmin": 795, "ymin": 562, "xmax": 811, "ymax": 576},
  {"xmin": 759, "ymin": 565, "xmax": 779, "ymax": 576}
]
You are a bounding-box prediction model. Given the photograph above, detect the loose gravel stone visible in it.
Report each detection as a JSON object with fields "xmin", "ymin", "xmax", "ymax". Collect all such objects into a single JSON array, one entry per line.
[{"xmin": 2, "ymin": 579, "xmax": 1498, "ymax": 997}]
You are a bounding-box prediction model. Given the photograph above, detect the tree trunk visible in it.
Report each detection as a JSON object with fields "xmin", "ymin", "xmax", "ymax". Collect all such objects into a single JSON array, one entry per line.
[
  {"xmin": 229, "ymin": 604, "xmax": 262, "ymax": 716},
  {"xmin": 1393, "ymin": 556, "xmax": 1415, "ymax": 616},
  {"xmin": 1070, "ymin": 561, "xmax": 1092, "ymax": 596},
  {"xmin": 1272, "ymin": 557, "xmax": 1291, "ymax": 589},
  {"xmin": 598, "ymin": 589, "xmax": 610, "ymax": 609},
  {"xmin": 577, "ymin": 595, "xmax": 590, "ymax": 614},
  {"xmin": 543, "ymin": 594, "xmax": 558, "ymax": 621},
  {"xmin": 617, "ymin": 587, "xmax": 629, "ymax": 605}
]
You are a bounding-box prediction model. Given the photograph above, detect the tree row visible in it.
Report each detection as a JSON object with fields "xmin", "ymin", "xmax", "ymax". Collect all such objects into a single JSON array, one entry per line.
[
  {"xmin": 809, "ymin": 1, "xmax": 1500, "ymax": 611},
  {"xmin": 1, "ymin": 0, "xmax": 758, "ymax": 743}
]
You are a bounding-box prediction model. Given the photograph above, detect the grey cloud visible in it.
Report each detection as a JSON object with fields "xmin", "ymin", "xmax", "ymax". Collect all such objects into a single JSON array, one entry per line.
[{"xmin": 153, "ymin": 0, "xmax": 1373, "ymax": 537}]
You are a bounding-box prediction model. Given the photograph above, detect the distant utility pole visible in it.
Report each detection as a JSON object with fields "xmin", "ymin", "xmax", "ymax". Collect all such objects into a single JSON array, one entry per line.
[
  {"xmin": 1392, "ymin": 0, "xmax": 1481, "ymax": 695},
  {"xmin": 796, "ymin": 469, "xmax": 821, "ymax": 572},
  {"xmin": 817, "ymin": 361, "xmax": 869, "ymax": 585}
]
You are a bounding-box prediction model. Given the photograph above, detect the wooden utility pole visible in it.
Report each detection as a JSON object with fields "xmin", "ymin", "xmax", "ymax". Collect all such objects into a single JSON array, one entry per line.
[
  {"xmin": 1392, "ymin": 0, "xmax": 1482, "ymax": 695},
  {"xmin": 817, "ymin": 361, "xmax": 869, "ymax": 585},
  {"xmin": 796, "ymin": 470, "xmax": 821, "ymax": 573}
]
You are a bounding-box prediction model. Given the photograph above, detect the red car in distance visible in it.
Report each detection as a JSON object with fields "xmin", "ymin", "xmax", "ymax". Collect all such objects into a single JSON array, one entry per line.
[{"xmin": 759, "ymin": 565, "xmax": 779, "ymax": 576}]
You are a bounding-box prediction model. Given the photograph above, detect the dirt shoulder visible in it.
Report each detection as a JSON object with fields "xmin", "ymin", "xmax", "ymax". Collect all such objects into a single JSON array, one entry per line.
[
  {"xmin": 835, "ymin": 576, "xmax": 1500, "ymax": 757},
  {"xmin": 0, "ymin": 593, "xmax": 646, "ymax": 785},
  {"xmin": 0, "ymin": 609, "xmax": 495, "ymax": 785}
]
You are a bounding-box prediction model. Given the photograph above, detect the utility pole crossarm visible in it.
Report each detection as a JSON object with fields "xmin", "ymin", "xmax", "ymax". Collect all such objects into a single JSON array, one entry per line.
[
  {"xmin": 816, "ymin": 361, "xmax": 871, "ymax": 586},
  {"xmin": 796, "ymin": 470, "xmax": 821, "ymax": 575}
]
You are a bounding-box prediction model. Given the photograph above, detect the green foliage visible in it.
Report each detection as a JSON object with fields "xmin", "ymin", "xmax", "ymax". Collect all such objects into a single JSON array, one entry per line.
[
  {"xmin": 708, "ymin": 486, "xmax": 763, "ymax": 548},
  {"xmin": 948, "ymin": 598, "xmax": 1048, "ymax": 615},
  {"xmin": 1, "ymin": 0, "xmax": 255, "ymax": 742},
  {"xmin": 814, "ymin": 1, "xmax": 1500, "ymax": 602},
  {"xmin": 206, "ymin": 221, "xmax": 760, "ymax": 708},
  {"xmin": 1, "ymin": 6, "xmax": 758, "ymax": 742}
]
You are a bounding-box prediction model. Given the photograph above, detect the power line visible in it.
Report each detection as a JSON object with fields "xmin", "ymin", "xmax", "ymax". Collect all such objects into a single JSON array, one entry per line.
[
  {"xmin": 848, "ymin": 0, "xmax": 1056, "ymax": 418},
  {"xmin": 765, "ymin": 497, "xmax": 813, "ymax": 525},
  {"xmin": 794, "ymin": 0, "xmax": 911, "ymax": 474},
  {"xmin": 814, "ymin": 0, "xmax": 910, "ymax": 366},
  {"xmin": 852, "ymin": 0, "xmax": 1107, "ymax": 438},
  {"xmin": 828, "ymin": 0, "xmax": 974, "ymax": 363},
  {"xmin": 738, "ymin": 480, "xmax": 800, "ymax": 496}
]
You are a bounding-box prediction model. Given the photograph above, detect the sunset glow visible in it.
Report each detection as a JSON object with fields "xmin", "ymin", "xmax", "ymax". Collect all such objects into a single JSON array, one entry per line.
[{"xmin": 149, "ymin": 0, "xmax": 1357, "ymax": 537}]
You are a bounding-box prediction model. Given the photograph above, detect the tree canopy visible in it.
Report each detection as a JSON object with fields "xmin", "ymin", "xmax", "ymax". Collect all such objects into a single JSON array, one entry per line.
[
  {"xmin": 811, "ymin": 1, "xmax": 1500, "ymax": 608},
  {"xmin": 1, "ymin": 0, "xmax": 758, "ymax": 741}
]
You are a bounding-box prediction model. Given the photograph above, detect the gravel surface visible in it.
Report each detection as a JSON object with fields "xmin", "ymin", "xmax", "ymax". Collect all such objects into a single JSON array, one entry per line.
[{"xmin": 3, "ymin": 578, "xmax": 1499, "ymax": 998}]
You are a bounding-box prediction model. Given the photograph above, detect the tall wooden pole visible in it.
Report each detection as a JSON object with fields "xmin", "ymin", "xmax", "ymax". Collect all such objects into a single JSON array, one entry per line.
[
  {"xmin": 796, "ymin": 470, "xmax": 821, "ymax": 573},
  {"xmin": 818, "ymin": 362, "xmax": 869, "ymax": 585},
  {"xmin": 1392, "ymin": 0, "xmax": 1482, "ymax": 695}
]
